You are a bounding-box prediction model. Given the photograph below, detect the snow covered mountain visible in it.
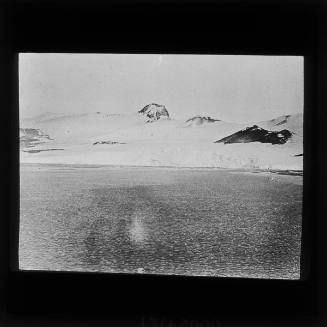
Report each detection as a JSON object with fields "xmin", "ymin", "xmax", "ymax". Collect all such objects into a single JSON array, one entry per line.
[
  {"xmin": 19, "ymin": 107, "xmax": 303, "ymax": 170},
  {"xmin": 138, "ymin": 103, "xmax": 170, "ymax": 123}
]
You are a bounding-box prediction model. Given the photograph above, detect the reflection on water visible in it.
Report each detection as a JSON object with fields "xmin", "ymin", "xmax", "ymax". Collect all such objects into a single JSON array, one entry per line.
[
  {"xmin": 129, "ymin": 214, "xmax": 148, "ymax": 246},
  {"xmin": 19, "ymin": 165, "xmax": 303, "ymax": 279}
]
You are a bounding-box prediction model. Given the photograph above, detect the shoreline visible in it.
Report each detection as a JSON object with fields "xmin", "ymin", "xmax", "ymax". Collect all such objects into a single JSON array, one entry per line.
[{"xmin": 19, "ymin": 162, "xmax": 303, "ymax": 176}]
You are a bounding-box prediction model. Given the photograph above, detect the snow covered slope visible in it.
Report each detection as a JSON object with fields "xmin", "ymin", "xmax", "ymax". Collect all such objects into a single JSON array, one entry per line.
[
  {"xmin": 20, "ymin": 108, "xmax": 303, "ymax": 170},
  {"xmin": 257, "ymin": 113, "xmax": 303, "ymax": 136}
]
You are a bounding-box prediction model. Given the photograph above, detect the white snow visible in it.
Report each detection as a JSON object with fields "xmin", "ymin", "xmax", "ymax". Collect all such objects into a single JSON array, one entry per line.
[
  {"xmin": 257, "ymin": 113, "xmax": 303, "ymax": 135},
  {"xmin": 20, "ymin": 112, "xmax": 303, "ymax": 170}
]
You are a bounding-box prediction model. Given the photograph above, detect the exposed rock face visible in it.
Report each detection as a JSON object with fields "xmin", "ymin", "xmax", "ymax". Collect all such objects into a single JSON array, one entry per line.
[
  {"xmin": 93, "ymin": 141, "xmax": 126, "ymax": 145},
  {"xmin": 20, "ymin": 128, "xmax": 52, "ymax": 148},
  {"xmin": 215, "ymin": 125, "xmax": 292, "ymax": 145},
  {"xmin": 138, "ymin": 103, "xmax": 170, "ymax": 122},
  {"xmin": 185, "ymin": 116, "xmax": 220, "ymax": 126}
]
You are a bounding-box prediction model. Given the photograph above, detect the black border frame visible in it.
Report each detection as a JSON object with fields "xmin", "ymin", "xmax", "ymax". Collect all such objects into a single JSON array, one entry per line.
[{"xmin": 1, "ymin": 1, "xmax": 325, "ymax": 326}]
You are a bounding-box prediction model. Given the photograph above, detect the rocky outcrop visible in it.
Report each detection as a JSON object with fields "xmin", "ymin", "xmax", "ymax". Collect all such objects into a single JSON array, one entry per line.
[
  {"xmin": 20, "ymin": 128, "xmax": 50, "ymax": 138},
  {"xmin": 185, "ymin": 116, "xmax": 220, "ymax": 126},
  {"xmin": 20, "ymin": 128, "xmax": 52, "ymax": 148},
  {"xmin": 215, "ymin": 125, "xmax": 292, "ymax": 145},
  {"xmin": 93, "ymin": 141, "xmax": 126, "ymax": 145},
  {"xmin": 23, "ymin": 148, "xmax": 64, "ymax": 153},
  {"xmin": 138, "ymin": 103, "xmax": 170, "ymax": 122}
]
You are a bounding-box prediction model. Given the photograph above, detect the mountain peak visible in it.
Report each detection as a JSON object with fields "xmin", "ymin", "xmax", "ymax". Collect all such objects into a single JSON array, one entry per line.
[{"xmin": 138, "ymin": 103, "xmax": 170, "ymax": 122}]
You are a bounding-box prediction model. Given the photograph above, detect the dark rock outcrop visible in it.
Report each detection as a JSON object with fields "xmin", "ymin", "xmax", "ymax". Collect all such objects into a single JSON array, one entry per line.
[
  {"xmin": 20, "ymin": 128, "xmax": 52, "ymax": 148},
  {"xmin": 215, "ymin": 125, "xmax": 292, "ymax": 145},
  {"xmin": 23, "ymin": 148, "xmax": 64, "ymax": 153},
  {"xmin": 138, "ymin": 103, "xmax": 170, "ymax": 122},
  {"xmin": 93, "ymin": 141, "xmax": 126, "ymax": 145},
  {"xmin": 20, "ymin": 128, "xmax": 51, "ymax": 139},
  {"xmin": 185, "ymin": 116, "xmax": 220, "ymax": 126}
]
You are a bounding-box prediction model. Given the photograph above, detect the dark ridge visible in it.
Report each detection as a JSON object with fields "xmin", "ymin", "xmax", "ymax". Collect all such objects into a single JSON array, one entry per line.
[
  {"xmin": 22, "ymin": 149, "xmax": 64, "ymax": 154},
  {"xmin": 294, "ymin": 153, "xmax": 303, "ymax": 157},
  {"xmin": 20, "ymin": 141, "xmax": 45, "ymax": 148},
  {"xmin": 269, "ymin": 170, "xmax": 303, "ymax": 176},
  {"xmin": 215, "ymin": 125, "xmax": 293, "ymax": 145},
  {"xmin": 274, "ymin": 115, "xmax": 291, "ymax": 126},
  {"xmin": 93, "ymin": 141, "xmax": 126, "ymax": 145},
  {"xmin": 185, "ymin": 116, "xmax": 220, "ymax": 123}
]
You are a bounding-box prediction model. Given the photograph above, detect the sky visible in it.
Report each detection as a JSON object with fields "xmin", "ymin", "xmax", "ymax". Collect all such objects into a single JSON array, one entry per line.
[{"xmin": 19, "ymin": 53, "xmax": 303, "ymax": 123}]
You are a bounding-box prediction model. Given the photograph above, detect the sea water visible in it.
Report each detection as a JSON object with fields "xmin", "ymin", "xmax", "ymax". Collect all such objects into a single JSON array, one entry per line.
[{"xmin": 19, "ymin": 164, "xmax": 303, "ymax": 279}]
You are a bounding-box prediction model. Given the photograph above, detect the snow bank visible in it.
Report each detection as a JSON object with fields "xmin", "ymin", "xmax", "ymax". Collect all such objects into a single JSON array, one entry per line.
[{"xmin": 20, "ymin": 141, "xmax": 303, "ymax": 170}]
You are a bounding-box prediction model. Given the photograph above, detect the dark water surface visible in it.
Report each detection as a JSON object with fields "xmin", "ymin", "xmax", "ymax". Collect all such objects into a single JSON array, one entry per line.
[{"xmin": 19, "ymin": 165, "xmax": 302, "ymax": 279}]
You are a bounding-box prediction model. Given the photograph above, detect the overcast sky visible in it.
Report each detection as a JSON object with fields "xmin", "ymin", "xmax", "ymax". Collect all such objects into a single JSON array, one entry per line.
[{"xmin": 19, "ymin": 53, "xmax": 303, "ymax": 123}]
